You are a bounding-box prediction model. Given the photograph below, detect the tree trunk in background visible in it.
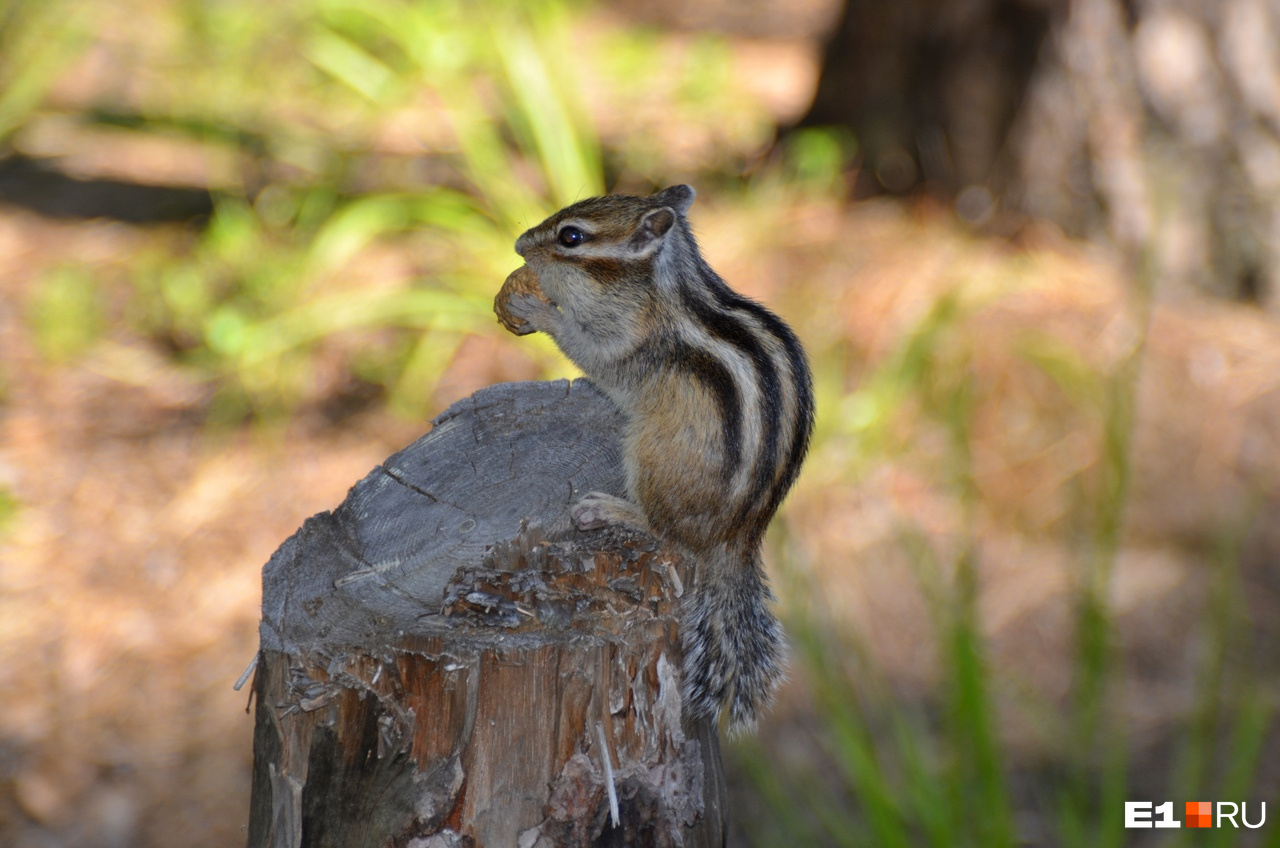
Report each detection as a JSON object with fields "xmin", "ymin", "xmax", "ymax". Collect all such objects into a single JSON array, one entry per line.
[
  {"xmin": 802, "ymin": 0, "xmax": 1056, "ymax": 201},
  {"xmin": 245, "ymin": 380, "xmax": 726, "ymax": 848},
  {"xmin": 801, "ymin": 0, "xmax": 1280, "ymax": 308}
]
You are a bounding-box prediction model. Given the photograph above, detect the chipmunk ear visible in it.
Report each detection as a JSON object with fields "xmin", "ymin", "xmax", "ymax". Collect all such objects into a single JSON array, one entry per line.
[
  {"xmin": 651, "ymin": 184, "xmax": 695, "ymax": 215},
  {"xmin": 630, "ymin": 206, "xmax": 677, "ymax": 253}
]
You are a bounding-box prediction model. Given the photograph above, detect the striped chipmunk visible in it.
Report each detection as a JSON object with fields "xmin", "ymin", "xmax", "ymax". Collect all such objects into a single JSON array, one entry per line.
[{"xmin": 495, "ymin": 184, "xmax": 814, "ymax": 728}]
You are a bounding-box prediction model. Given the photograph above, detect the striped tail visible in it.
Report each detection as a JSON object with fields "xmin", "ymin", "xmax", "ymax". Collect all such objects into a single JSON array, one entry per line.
[{"xmin": 679, "ymin": 546, "xmax": 786, "ymax": 730}]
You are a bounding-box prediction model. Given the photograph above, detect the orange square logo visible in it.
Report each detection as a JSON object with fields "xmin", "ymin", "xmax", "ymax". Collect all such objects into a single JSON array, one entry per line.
[{"xmin": 1186, "ymin": 801, "xmax": 1213, "ymax": 828}]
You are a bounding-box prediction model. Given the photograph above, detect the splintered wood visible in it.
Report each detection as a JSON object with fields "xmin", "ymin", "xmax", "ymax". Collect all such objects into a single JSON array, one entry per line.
[{"xmin": 246, "ymin": 380, "xmax": 725, "ymax": 848}]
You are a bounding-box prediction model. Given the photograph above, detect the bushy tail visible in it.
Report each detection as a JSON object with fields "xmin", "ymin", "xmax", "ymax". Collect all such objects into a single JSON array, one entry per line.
[{"xmin": 680, "ymin": 547, "xmax": 786, "ymax": 730}]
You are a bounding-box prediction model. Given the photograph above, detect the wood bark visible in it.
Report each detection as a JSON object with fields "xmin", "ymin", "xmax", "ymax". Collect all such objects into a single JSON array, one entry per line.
[
  {"xmin": 245, "ymin": 379, "xmax": 727, "ymax": 848},
  {"xmin": 801, "ymin": 0, "xmax": 1280, "ymax": 307}
]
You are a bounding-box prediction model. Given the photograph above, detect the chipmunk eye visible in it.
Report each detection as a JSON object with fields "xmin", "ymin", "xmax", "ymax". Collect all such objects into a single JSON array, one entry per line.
[{"xmin": 557, "ymin": 226, "xmax": 587, "ymax": 247}]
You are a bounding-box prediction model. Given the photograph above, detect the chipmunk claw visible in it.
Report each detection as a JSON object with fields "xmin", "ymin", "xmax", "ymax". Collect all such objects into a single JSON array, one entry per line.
[
  {"xmin": 570, "ymin": 492, "xmax": 647, "ymax": 533},
  {"xmin": 501, "ymin": 293, "xmax": 549, "ymax": 335},
  {"xmin": 570, "ymin": 493, "xmax": 613, "ymax": 531}
]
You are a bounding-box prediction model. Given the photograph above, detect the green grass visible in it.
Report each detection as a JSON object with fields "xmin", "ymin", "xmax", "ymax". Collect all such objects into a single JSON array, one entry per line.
[
  {"xmin": 5, "ymin": 0, "xmax": 616, "ymax": 419},
  {"xmin": 4, "ymin": 0, "xmax": 781, "ymax": 420},
  {"xmin": 0, "ymin": 0, "xmax": 94, "ymax": 142},
  {"xmin": 29, "ymin": 265, "xmax": 105, "ymax": 362}
]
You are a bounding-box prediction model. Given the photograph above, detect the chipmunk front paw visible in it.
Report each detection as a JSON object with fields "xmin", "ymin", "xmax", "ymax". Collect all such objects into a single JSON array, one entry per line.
[{"xmin": 503, "ymin": 293, "xmax": 558, "ymax": 336}]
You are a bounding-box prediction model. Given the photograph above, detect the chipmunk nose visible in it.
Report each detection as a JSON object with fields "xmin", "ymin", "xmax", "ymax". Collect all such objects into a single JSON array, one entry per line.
[{"xmin": 514, "ymin": 232, "xmax": 532, "ymax": 257}]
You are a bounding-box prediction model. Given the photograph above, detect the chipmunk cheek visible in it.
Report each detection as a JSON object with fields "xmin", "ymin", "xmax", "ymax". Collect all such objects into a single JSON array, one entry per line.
[
  {"xmin": 564, "ymin": 274, "xmax": 610, "ymax": 309},
  {"xmin": 538, "ymin": 267, "xmax": 581, "ymax": 305}
]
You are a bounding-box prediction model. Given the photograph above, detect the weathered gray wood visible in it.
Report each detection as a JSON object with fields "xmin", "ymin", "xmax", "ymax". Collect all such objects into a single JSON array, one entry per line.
[{"xmin": 246, "ymin": 379, "xmax": 726, "ymax": 848}]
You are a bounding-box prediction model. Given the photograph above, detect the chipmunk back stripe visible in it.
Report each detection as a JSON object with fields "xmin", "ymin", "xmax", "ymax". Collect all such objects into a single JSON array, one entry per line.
[
  {"xmin": 691, "ymin": 252, "xmax": 813, "ymax": 527},
  {"xmin": 707, "ymin": 280, "xmax": 814, "ymax": 539},
  {"xmin": 667, "ymin": 340, "xmax": 742, "ymax": 483},
  {"xmin": 676, "ymin": 279, "xmax": 782, "ymax": 535},
  {"xmin": 766, "ymin": 337, "xmax": 813, "ymax": 525}
]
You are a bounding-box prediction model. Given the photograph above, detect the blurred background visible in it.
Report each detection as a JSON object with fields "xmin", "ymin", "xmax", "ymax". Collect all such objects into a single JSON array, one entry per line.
[{"xmin": 1, "ymin": 0, "xmax": 1279, "ymax": 845}]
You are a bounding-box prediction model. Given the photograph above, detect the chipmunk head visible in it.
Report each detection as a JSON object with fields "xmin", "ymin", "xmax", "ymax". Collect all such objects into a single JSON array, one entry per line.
[{"xmin": 514, "ymin": 185, "xmax": 695, "ymax": 318}]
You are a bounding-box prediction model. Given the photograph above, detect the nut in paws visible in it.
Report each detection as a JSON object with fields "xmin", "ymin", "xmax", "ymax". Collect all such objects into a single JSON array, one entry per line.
[{"xmin": 494, "ymin": 264, "xmax": 552, "ymax": 336}]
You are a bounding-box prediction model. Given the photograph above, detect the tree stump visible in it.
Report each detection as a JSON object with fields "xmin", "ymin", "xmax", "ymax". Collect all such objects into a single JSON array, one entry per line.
[{"xmin": 245, "ymin": 380, "xmax": 727, "ymax": 848}]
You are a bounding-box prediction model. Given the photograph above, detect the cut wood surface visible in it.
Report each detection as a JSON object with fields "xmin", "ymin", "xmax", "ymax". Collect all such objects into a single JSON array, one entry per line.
[{"xmin": 246, "ymin": 379, "xmax": 726, "ymax": 848}]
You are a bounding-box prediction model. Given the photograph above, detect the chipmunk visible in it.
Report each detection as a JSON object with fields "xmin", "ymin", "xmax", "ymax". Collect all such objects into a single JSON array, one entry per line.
[{"xmin": 499, "ymin": 185, "xmax": 814, "ymax": 728}]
